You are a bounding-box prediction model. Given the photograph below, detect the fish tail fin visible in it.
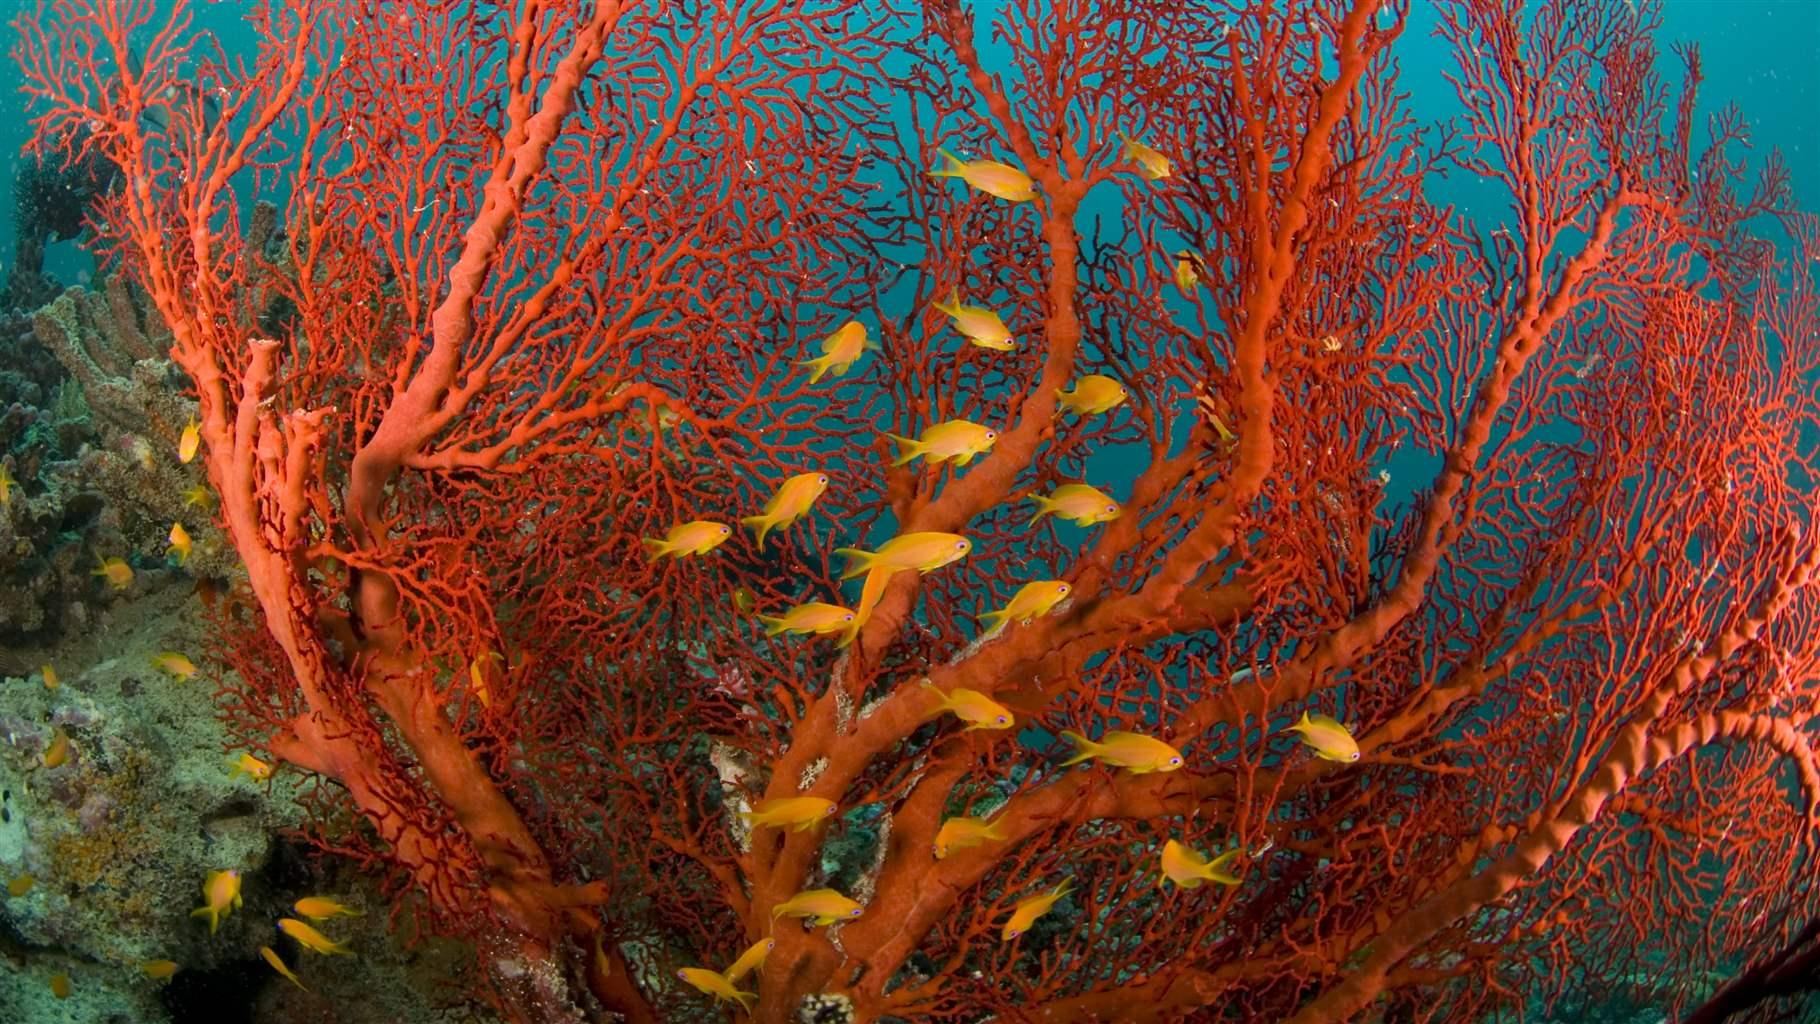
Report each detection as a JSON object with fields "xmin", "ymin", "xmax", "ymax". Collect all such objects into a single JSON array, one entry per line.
[
  {"xmin": 756, "ymin": 615, "xmax": 787, "ymax": 636},
  {"xmin": 1288, "ymin": 710, "xmax": 1311, "ymax": 734},
  {"xmin": 1058, "ymin": 730, "xmax": 1098, "ymax": 767},
  {"xmin": 918, "ymin": 679, "xmax": 952, "ymax": 711},
  {"xmin": 1052, "ymin": 879, "xmax": 1076, "ymax": 900},
  {"xmin": 740, "ymin": 514, "xmax": 774, "ymax": 551},
  {"xmin": 932, "ymin": 287, "xmax": 962, "ymax": 317},
  {"xmin": 640, "ymin": 537, "xmax": 671, "ymax": 559},
  {"xmin": 733, "ymin": 986, "xmax": 757, "ymax": 1013},
  {"xmin": 190, "ymin": 906, "xmax": 218, "ymax": 934},
  {"xmin": 1027, "ymin": 494, "xmax": 1056, "ymax": 526},
  {"xmin": 982, "ymin": 816, "xmax": 1010, "ymax": 841},
  {"xmin": 833, "ymin": 547, "xmax": 876, "ymax": 580},
  {"xmin": 1205, "ymin": 849, "xmax": 1243, "ymax": 885},
  {"xmin": 978, "ymin": 607, "xmax": 1010, "ymax": 633},
  {"xmin": 929, "ymin": 148, "xmax": 965, "ymax": 179},
  {"xmin": 885, "ymin": 433, "xmax": 924, "ymax": 467},
  {"xmin": 797, "ymin": 354, "xmax": 831, "ymax": 384}
]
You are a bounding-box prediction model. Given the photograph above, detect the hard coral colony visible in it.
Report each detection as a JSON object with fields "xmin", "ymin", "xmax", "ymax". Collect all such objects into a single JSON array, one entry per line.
[{"xmin": 9, "ymin": 0, "xmax": 1819, "ymax": 1023}]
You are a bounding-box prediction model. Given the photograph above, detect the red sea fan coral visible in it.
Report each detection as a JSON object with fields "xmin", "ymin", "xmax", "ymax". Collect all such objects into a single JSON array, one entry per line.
[{"xmin": 18, "ymin": 0, "xmax": 1820, "ymax": 1021}]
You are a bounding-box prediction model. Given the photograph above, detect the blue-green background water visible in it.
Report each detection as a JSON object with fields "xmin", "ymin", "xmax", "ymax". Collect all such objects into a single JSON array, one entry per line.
[{"xmin": 0, "ymin": 1, "xmax": 1814, "ymax": 277}]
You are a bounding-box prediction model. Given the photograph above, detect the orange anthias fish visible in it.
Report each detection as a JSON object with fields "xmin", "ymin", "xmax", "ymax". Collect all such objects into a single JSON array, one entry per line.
[
  {"xmin": 1120, "ymin": 134, "xmax": 1172, "ymax": 179},
  {"xmin": 835, "ymin": 532, "xmax": 971, "ymax": 580},
  {"xmin": 191, "ymin": 869, "xmax": 243, "ymax": 934},
  {"xmin": 921, "ymin": 682, "xmax": 1014, "ymax": 731},
  {"xmin": 178, "ymin": 417, "xmax": 201, "ymax": 464},
  {"xmin": 260, "ymin": 945, "xmax": 307, "ymax": 990},
  {"xmin": 757, "ymin": 602, "xmax": 855, "ymax": 639},
  {"xmin": 932, "ymin": 291, "xmax": 1015, "ymax": 351},
  {"xmin": 7, "ymin": 874, "xmax": 34, "ymax": 897},
  {"xmin": 1286, "ymin": 711, "xmax": 1362, "ymax": 763},
  {"xmin": 1174, "ymin": 251, "xmax": 1202, "ymax": 295},
  {"xmin": 150, "ymin": 652, "xmax": 198, "ymax": 680},
  {"xmin": 642, "ymin": 520, "xmax": 732, "ymax": 559},
  {"xmin": 41, "ymin": 727, "xmax": 70, "ymax": 769},
  {"xmin": 1001, "ymin": 880, "xmax": 1073, "ymax": 941},
  {"xmin": 293, "ymin": 896, "xmax": 361, "ymax": 921},
  {"xmin": 49, "ymin": 973, "xmax": 71, "ymax": 999},
  {"xmin": 979, "ymin": 580, "xmax": 1072, "ymax": 636},
  {"xmin": 741, "ymin": 796, "xmax": 838, "ymax": 833},
  {"xmin": 167, "ymin": 522, "xmax": 193, "ymax": 565},
  {"xmin": 40, "ymin": 664, "xmax": 59, "ymax": 691},
  {"xmin": 93, "ymin": 555, "xmax": 134, "ymax": 591},
  {"xmin": 278, "ymin": 917, "xmax": 350, "ymax": 955},
  {"xmin": 1055, "ymin": 374, "xmax": 1128, "ymax": 417},
  {"xmin": 742, "ymin": 471, "xmax": 830, "ymax": 551},
  {"xmin": 1027, "ymin": 483, "xmax": 1122, "ymax": 527},
  {"xmin": 932, "ymin": 813, "xmax": 1009, "ymax": 860},
  {"xmin": 771, "ymin": 888, "xmax": 863, "ymax": 926},
  {"xmin": 1059, "ymin": 730, "xmax": 1184, "ymax": 774},
  {"xmin": 0, "ymin": 463, "xmax": 15, "ymax": 509},
  {"xmin": 929, "ymin": 148, "xmax": 1037, "ymax": 202},
  {"xmin": 722, "ymin": 936, "xmax": 773, "ymax": 982},
  {"xmin": 230, "ymin": 752, "xmax": 275, "ymax": 783},
  {"xmin": 676, "ymin": 966, "xmax": 755, "ymax": 1012},
  {"xmin": 885, "ymin": 419, "xmax": 998, "ymax": 467},
  {"xmin": 798, "ymin": 320, "xmax": 876, "ymax": 384},
  {"xmin": 1158, "ymin": 839, "xmax": 1242, "ymax": 889},
  {"xmin": 140, "ymin": 959, "xmax": 180, "ymax": 981},
  {"xmin": 182, "ymin": 483, "xmax": 214, "ymax": 509}
]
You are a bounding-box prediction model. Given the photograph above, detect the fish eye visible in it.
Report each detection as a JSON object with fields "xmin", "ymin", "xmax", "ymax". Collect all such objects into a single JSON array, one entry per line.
[
  {"xmin": 1058, "ymin": 584, "xmax": 1070, "ymax": 593},
  {"xmin": 1106, "ymin": 505, "xmax": 1118, "ymax": 513},
  {"xmin": 818, "ymin": 475, "xmax": 828, "ymax": 483},
  {"xmin": 986, "ymin": 431, "xmax": 997, "ymax": 439},
  {"xmin": 1008, "ymin": 929, "xmax": 1021, "ymax": 938},
  {"xmin": 720, "ymin": 525, "xmax": 730, "ymax": 533},
  {"xmin": 957, "ymin": 541, "xmax": 968, "ymax": 549},
  {"xmin": 676, "ymin": 970, "xmax": 689, "ymax": 980},
  {"xmin": 850, "ymin": 908, "xmax": 862, "ymax": 916},
  {"xmin": 843, "ymin": 613, "xmax": 854, "ymax": 621},
  {"xmin": 1350, "ymin": 752, "xmax": 1361, "ymax": 761},
  {"xmin": 766, "ymin": 940, "xmax": 775, "ymax": 949},
  {"xmin": 996, "ymin": 715, "xmax": 1008, "ymax": 723},
  {"xmin": 1170, "ymin": 757, "xmax": 1182, "ymax": 765}
]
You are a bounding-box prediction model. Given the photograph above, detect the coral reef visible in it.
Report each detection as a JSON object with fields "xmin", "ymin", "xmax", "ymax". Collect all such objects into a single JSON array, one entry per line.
[{"xmin": 0, "ymin": 277, "xmax": 233, "ymax": 644}]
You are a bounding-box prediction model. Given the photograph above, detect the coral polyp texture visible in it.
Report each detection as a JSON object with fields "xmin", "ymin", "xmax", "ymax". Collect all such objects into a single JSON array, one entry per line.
[{"xmin": 13, "ymin": 0, "xmax": 1819, "ymax": 1022}]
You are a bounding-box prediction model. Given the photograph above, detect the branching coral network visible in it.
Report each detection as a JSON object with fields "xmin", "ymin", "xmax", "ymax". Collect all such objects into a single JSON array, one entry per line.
[{"xmin": 16, "ymin": 0, "xmax": 1820, "ymax": 1021}]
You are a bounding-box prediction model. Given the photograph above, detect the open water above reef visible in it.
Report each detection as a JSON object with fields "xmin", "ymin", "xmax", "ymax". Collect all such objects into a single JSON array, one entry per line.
[{"xmin": 0, "ymin": 1, "xmax": 1817, "ymax": 1023}]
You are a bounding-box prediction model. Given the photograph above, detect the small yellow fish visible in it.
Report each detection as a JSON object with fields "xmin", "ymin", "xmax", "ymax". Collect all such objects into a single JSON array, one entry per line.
[
  {"xmin": 798, "ymin": 320, "xmax": 876, "ymax": 384},
  {"xmin": 7, "ymin": 874, "xmax": 34, "ymax": 897},
  {"xmin": 722, "ymin": 936, "xmax": 774, "ymax": 982},
  {"xmin": 730, "ymin": 587, "xmax": 757, "ymax": 614},
  {"xmin": 468, "ymin": 650, "xmax": 501, "ymax": 709},
  {"xmin": 1158, "ymin": 839, "xmax": 1242, "ymax": 889},
  {"xmin": 94, "ymin": 555, "xmax": 134, "ymax": 591},
  {"xmin": 1059, "ymin": 730, "xmax": 1184, "ymax": 774},
  {"xmin": 1286, "ymin": 711, "xmax": 1361, "ymax": 763},
  {"xmin": 921, "ymin": 681, "xmax": 1014, "ymax": 731},
  {"xmin": 40, "ymin": 664, "xmax": 59, "ymax": 691},
  {"xmin": 191, "ymin": 869, "xmax": 243, "ymax": 934},
  {"xmin": 0, "ymin": 463, "xmax": 14, "ymax": 509},
  {"xmin": 932, "ymin": 290, "xmax": 1015, "ymax": 351},
  {"xmin": 929, "ymin": 148, "xmax": 1037, "ymax": 202},
  {"xmin": 642, "ymin": 520, "xmax": 732, "ymax": 559},
  {"xmin": 1055, "ymin": 374, "xmax": 1128, "ymax": 417},
  {"xmin": 741, "ymin": 796, "xmax": 838, "ymax": 833},
  {"xmin": 1120, "ymin": 134, "xmax": 1172, "ymax": 180},
  {"xmin": 49, "ymin": 973, "xmax": 71, "ymax": 999},
  {"xmin": 771, "ymin": 888, "xmax": 863, "ymax": 926},
  {"xmin": 835, "ymin": 532, "xmax": 971, "ymax": 580},
  {"xmin": 42, "ymin": 727, "xmax": 70, "ymax": 769},
  {"xmin": 932, "ymin": 814, "xmax": 1009, "ymax": 860},
  {"xmin": 259, "ymin": 945, "xmax": 307, "ymax": 990},
  {"xmin": 178, "ymin": 418, "xmax": 201, "ymax": 463},
  {"xmin": 676, "ymin": 966, "xmax": 755, "ymax": 1012},
  {"xmin": 742, "ymin": 471, "xmax": 830, "ymax": 550},
  {"xmin": 230, "ymin": 752, "xmax": 275, "ymax": 783},
  {"xmin": 167, "ymin": 522, "xmax": 192, "ymax": 565},
  {"xmin": 1001, "ymin": 880, "xmax": 1073, "ymax": 941},
  {"xmin": 140, "ymin": 959, "xmax": 180, "ymax": 980},
  {"xmin": 1194, "ymin": 389, "xmax": 1239, "ymax": 441},
  {"xmin": 129, "ymin": 435, "xmax": 156, "ymax": 471},
  {"xmin": 757, "ymin": 602, "xmax": 855, "ymax": 639},
  {"xmin": 886, "ymin": 419, "xmax": 998, "ymax": 467},
  {"xmin": 979, "ymin": 580, "xmax": 1072, "ymax": 635},
  {"xmin": 278, "ymin": 917, "xmax": 350, "ymax": 955},
  {"xmin": 151, "ymin": 651, "xmax": 198, "ymax": 680},
  {"xmin": 1173, "ymin": 251, "xmax": 1201, "ymax": 295},
  {"xmin": 293, "ymin": 896, "xmax": 362, "ymax": 921},
  {"xmin": 1028, "ymin": 483, "xmax": 1122, "ymax": 527},
  {"xmin": 182, "ymin": 484, "xmax": 214, "ymax": 510}
]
